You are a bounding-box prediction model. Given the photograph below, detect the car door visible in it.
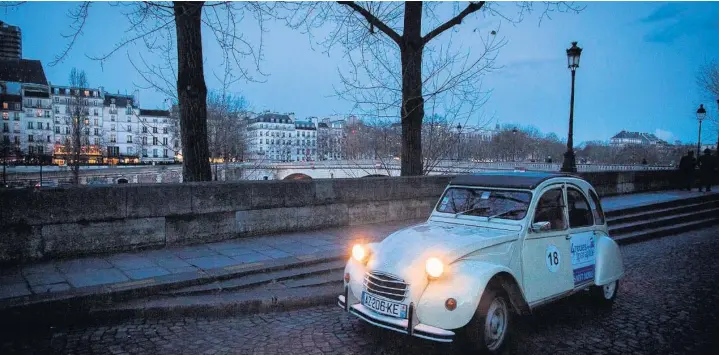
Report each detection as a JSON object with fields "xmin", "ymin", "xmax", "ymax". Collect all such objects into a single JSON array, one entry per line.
[
  {"xmin": 567, "ymin": 186, "xmax": 597, "ymax": 289},
  {"xmin": 522, "ymin": 184, "xmax": 574, "ymax": 304}
]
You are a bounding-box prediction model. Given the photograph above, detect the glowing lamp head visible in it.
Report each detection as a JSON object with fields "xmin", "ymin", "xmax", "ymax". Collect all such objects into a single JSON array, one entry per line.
[
  {"xmin": 425, "ymin": 257, "xmax": 444, "ymax": 279},
  {"xmin": 352, "ymin": 244, "xmax": 369, "ymax": 263}
]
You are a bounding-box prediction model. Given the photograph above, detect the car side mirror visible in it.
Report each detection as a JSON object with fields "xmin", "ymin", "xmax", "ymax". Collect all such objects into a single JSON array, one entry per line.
[{"xmin": 531, "ymin": 221, "xmax": 551, "ymax": 233}]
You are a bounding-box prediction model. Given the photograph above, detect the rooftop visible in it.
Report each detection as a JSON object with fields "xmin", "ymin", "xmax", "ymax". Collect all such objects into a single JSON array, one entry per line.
[
  {"xmin": 252, "ymin": 113, "xmax": 293, "ymax": 124},
  {"xmin": 104, "ymin": 93, "xmax": 136, "ymax": 108},
  {"xmin": 0, "ymin": 59, "xmax": 48, "ymax": 86},
  {"xmin": 139, "ymin": 109, "xmax": 170, "ymax": 117},
  {"xmin": 449, "ymin": 171, "xmax": 577, "ymax": 189}
]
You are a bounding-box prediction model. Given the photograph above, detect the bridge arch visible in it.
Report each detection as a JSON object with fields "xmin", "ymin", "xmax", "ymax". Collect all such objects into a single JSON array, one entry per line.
[{"xmin": 284, "ymin": 173, "xmax": 313, "ymax": 180}]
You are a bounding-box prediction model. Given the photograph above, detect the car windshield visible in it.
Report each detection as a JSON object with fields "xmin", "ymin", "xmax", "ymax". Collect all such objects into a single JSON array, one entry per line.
[{"xmin": 436, "ymin": 187, "xmax": 532, "ymax": 220}]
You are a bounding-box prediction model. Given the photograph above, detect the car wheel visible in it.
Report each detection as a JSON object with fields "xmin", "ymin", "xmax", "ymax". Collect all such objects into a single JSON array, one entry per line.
[
  {"xmin": 591, "ymin": 280, "xmax": 619, "ymax": 306},
  {"xmin": 461, "ymin": 288, "xmax": 511, "ymax": 354}
]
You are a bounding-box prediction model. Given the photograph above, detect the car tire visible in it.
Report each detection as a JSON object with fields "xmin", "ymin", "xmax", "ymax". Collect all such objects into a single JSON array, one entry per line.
[
  {"xmin": 461, "ymin": 287, "xmax": 512, "ymax": 354},
  {"xmin": 591, "ymin": 280, "xmax": 619, "ymax": 306}
]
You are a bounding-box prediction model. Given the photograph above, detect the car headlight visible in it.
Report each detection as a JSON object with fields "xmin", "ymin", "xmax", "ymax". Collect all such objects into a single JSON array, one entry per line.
[
  {"xmin": 425, "ymin": 257, "xmax": 444, "ymax": 279},
  {"xmin": 352, "ymin": 244, "xmax": 369, "ymax": 263}
]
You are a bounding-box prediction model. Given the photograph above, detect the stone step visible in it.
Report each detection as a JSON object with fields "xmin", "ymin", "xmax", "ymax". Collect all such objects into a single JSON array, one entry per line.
[
  {"xmin": 607, "ymin": 200, "xmax": 719, "ymax": 226},
  {"xmin": 608, "ymin": 208, "xmax": 719, "ymax": 236},
  {"xmin": 163, "ymin": 260, "xmax": 346, "ymax": 296},
  {"xmin": 604, "ymin": 193, "xmax": 719, "ymax": 219},
  {"xmin": 89, "ymin": 278, "xmax": 343, "ymax": 321},
  {"xmin": 613, "ymin": 217, "xmax": 719, "ymax": 245}
]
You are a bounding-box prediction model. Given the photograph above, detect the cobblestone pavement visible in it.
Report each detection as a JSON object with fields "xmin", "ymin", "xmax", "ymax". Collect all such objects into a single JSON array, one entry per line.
[{"xmin": 3, "ymin": 227, "xmax": 719, "ymax": 355}]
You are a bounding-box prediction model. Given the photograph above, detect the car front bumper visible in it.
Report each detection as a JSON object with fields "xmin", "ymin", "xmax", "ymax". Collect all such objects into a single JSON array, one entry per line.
[{"xmin": 337, "ymin": 294, "xmax": 455, "ymax": 343}]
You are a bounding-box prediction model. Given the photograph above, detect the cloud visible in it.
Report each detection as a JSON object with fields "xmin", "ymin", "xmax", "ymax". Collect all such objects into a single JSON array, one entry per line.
[
  {"xmin": 640, "ymin": 3, "xmax": 717, "ymax": 44},
  {"xmin": 655, "ymin": 128, "xmax": 674, "ymax": 142},
  {"xmin": 640, "ymin": 3, "xmax": 687, "ymax": 23}
]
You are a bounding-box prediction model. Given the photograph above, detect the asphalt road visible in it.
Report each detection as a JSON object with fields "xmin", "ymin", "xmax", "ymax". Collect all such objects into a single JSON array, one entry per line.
[{"xmin": 3, "ymin": 227, "xmax": 719, "ymax": 355}]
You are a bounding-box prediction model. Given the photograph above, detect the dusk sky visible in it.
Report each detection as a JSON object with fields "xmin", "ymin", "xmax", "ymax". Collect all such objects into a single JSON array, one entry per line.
[{"xmin": 3, "ymin": 1, "xmax": 718, "ymax": 145}]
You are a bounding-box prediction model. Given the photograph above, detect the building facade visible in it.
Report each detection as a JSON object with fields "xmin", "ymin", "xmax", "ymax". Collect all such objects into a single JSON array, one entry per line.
[
  {"xmin": 50, "ymin": 85, "xmax": 104, "ymax": 165},
  {"xmin": 138, "ymin": 109, "xmax": 176, "ymax": 163},
  {"xmin": 0, "ymin": 21, "xmax": 21, "ymax": 60},
  {"xmin": 103, "ymin": 93, "xmax": 140, "ymax": 164}
]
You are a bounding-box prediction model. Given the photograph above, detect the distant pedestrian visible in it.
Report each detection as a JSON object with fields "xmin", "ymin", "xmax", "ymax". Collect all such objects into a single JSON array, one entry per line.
[
  {"xmin": 697, "ymin": 148, "xmax": 715, "ymax": 192},
  {"xmin": 678, "ymin": 150, "xmax": 697, "ymax": 191}
]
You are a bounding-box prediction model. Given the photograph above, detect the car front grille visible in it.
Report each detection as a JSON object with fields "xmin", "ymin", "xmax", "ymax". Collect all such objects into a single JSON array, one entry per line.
[{"xmin": 364, "ymin": 271, "xmax": 408, "ymax": 302}]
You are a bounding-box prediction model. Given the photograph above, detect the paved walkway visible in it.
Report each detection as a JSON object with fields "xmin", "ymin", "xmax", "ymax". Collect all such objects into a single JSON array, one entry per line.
[{"xmin": 0, "ymin": 188, "xmax": 715, "ymax": 302}]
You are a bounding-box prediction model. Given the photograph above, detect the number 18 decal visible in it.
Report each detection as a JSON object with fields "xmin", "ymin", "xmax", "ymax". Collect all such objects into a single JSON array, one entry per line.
[{"xmin": 546, "ymin": 245, "xmax": 560, "ymax": 273}]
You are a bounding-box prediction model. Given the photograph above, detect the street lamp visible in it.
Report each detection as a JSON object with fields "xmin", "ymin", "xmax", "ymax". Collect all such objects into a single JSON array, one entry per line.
[
  {"xmin": 561, "ymin": 41, "xmax": 582, "ymax": 173},
  {"xmin": 456, "ymin": 124, "xmax": 462, "ymax": 161},
  {"xmin": 512, "ymin": 127, "xmax": 518, "ymax": 161},
  {"xmin": 696, "ymin": 104, "xmax": 706, "ymax": 156}
]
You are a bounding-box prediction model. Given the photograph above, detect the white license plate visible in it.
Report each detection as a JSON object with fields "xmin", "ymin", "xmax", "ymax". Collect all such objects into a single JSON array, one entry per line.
[{"xmin": 362, "ymin": 291, "xmax": 407, "ymax": 319}]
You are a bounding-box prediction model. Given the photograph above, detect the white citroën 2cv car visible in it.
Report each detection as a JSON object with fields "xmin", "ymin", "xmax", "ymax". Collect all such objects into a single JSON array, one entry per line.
[{"xmin": 338, "ymin": 172, "xmax": 624, "ymax": 353}]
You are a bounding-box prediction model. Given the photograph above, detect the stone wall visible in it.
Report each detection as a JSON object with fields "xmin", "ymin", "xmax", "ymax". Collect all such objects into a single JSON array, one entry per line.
[{"xmin": 0, "ymin": 170, "xmax": 686, "ymax": 264}]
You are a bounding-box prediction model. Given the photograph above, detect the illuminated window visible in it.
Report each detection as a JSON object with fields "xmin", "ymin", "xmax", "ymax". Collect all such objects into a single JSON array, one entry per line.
[{"xmin": 2, "ymin": 103, "xmax": 7, "ymax": 109}]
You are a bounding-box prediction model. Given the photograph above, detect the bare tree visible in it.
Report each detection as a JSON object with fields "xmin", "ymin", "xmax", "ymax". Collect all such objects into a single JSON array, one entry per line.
[
  {"xmin": 65, "ymin": 68, "xmax": 92, "ymax": 184},
  {"xmin": 279, "ymin": 1, "xmax": 580, "ymax": 176},
  {"xmin": 207, "ymin": 90, "xmax": 249, "ymax": 164},
  {"xmin": 696, "ymin": 61, "xmax": 719, "ymax": 150},
  {"xmin": 29, "ymin": 1, "xmax": 271, "ymax": 182}
]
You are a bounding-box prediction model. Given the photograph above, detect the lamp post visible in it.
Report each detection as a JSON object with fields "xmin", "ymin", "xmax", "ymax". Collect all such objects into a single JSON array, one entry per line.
[
  {"xmin": 511, "ymin": 127, "xmax": 518, "ymax": 161},
  {"xmin": 696, "ymin": 104, "xmax": 706, "ymax": 156},
  {"xmin": 561, "ymin": 41, "xmax": 582, "ymax": 173},
  {"xmin": 456, "ymin": 124, "xmax": 462, "ymax": 161}
]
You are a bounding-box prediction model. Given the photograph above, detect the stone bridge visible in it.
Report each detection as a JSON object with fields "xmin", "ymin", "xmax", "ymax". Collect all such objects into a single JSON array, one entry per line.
[{"xmin": 3, "ymin": 160, "xmax": 674, "ymax": 186}]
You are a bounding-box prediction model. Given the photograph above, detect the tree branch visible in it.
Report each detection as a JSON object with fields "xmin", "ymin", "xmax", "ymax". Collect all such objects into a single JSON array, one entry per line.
[
  {"xmin": 337, "ymin": 1, "xmax": 401, "ymax": 45},
  {"xmin": 422, "ymin": 1, "xmax": 485, "ymax": 45}
]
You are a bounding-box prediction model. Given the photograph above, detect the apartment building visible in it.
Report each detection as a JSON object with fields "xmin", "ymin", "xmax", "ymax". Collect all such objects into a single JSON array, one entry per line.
[
  {"xmin": 103, "ymin": 93, "xmax": 140, "ymax": 164},
  {"xmin": 138, "ymin": 109, "xmax": 176, "ymax": 163}
]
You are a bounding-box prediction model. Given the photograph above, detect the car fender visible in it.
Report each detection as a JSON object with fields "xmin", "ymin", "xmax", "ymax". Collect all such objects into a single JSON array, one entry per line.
[
  {"xmin": 416, "ymin": 260, "xmax": 524, "ymax": 330},
  {"xmin": 595, "ymin": 232, "xmax": 624, "ymax": 285}
]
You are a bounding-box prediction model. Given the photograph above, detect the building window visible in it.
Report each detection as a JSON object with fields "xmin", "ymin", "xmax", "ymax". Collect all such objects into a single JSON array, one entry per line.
[
  {"xmin": 29, "ymin": 146, "xmax": 35, "ymax": 154},
  {"xmin": 2, "ymin": 103, "xmax": 7, "ymax": 109},
  {"xmin": 94, "ymin": 128, "xmax": 99, "ymax": 136},
  {"xmin": 111, "ymin": 124, "xmax": 115, "ymax": 131},
  {"xmin": 142, "ymin": 126, "xmax": 147, "ymax": 133},
  {"xmin": 93, "ymin": 108, "xmax": 98, "ymax": 116},
  {"xmin": 45, "ymin": 123, "xmax": 50, "ymax": 130},
  {"xmin": 127, "ymin": 125, "xmax": 131, "ymax": 132},
  {"xmin": 93, "ymin": 118, "xmax": 98, "ymax": 126},
  {"xmin": 142, "ymin": 149, "xmax": 148, "ymax": 157},
  {"xmin": 127, "ymin": 135, "xmax": 133, "ymax": 143},
  {"xmin": 28, "ymin": 135, "xmax": 34, "ymax": 142},
  {"xmin": 84, "ymin": 90, "xmax": 89, "ymax": 97},
  {"xmin": 2, "ymin": 112, "xmax": 7, "ymax": 120},
  {"xmin": 127, "ymin": 146, "xmax": 134, "ymax": 155},
  {"xmin": 153, "ymin": 137, "xmax": 158, "ymax": 145},
  {"xmin": 152, "ymin": 127, "xmax": 157, "ymax": 134},
  {"xmin": 163, "ymin": 149, "xmax": 168, "ymax": 158},
  {"xmin": 163, "ymin": 127, "xmax": 168, "ymax": 134},
  {"xmin": 152, "ymin": 148, "xmax": 158, "ymax": 158},
  {"xmin": 54, "ymin": 126, "xmax": 60, "ymax": 134},
  {"xmin": 94, "ymin": 137, "xmax": 99, "ymax": 145},
  {"xmin": 110, "ymin": 134, "xmax": 116, "ymax": 143},
  {"xmin": 163, "ymin": 137, "xmax": 168, "ymax": 145},
  {"xmin": 27, "ymin": 122, "xmax": 33, "ymax": 129},
  {"xmin": 111, "ymin": 115, "xmax": 116, "ymax": 122},
  {"xmin": 142, "ymin": 136, "xmax": 147, "ymax": 145},
  {"xmin": 65, "ymin": 127, "xmax": 70, "ymax": 134},
  {"xmin": 46, "ymin": 135, "xmax": 51, "ymax": 143},
  {"xmin": 127, "ymin": 116, "xmax": 131, "ymax": 122}
]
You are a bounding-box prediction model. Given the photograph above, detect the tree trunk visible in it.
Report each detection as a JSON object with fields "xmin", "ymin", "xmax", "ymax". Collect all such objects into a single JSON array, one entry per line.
[
  {"xmin": 174, "ymin": 1, "xmax": 212, "ymax": 182},
  {"xmin": 399, "ymin": 2, "xmax": 424, "ymax": 176}
]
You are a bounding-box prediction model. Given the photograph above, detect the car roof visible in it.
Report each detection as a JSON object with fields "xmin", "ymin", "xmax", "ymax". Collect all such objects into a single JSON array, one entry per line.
[{"xmin": 449, "ymin": 171, "xmax": 579, "ymax": 190}]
